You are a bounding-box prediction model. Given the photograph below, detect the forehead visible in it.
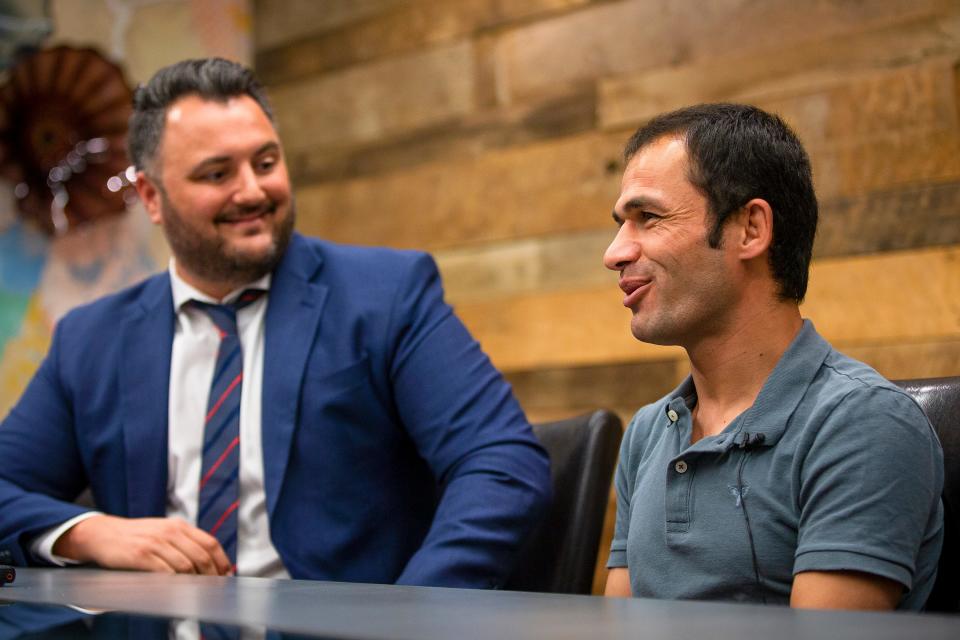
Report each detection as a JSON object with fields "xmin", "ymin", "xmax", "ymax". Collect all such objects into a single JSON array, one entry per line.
[
  {"xmin": 617, "ymin": 135, "xmax": 704, "ymax": 212},
  {"xmin": 159, "ymin": 94, "xmax": 277, "ymax": 162},
  {"xmin": 621, "ymin": 136, "xmax": 690, "ymax": 191}
]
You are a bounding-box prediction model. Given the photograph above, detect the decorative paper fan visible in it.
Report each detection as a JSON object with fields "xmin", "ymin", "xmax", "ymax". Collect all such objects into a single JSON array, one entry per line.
[{"xmin": 0, "ymin": 46, "xmax": 133, "ymax": 235}]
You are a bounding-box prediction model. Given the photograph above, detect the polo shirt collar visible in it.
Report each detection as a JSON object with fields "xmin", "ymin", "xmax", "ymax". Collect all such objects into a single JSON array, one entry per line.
[{"xmin": 661, "ymin": 319, "xmax": 831, "ymax": 448}]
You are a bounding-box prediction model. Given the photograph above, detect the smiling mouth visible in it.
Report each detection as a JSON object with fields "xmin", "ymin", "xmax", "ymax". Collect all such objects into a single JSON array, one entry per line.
[
  {"xmin": 217, "ymin": 203, "xmax": 276, "ymax": 225},
  {"xmin": 619, "ymin": 278, "xmax": 652, "ymax": 308}
]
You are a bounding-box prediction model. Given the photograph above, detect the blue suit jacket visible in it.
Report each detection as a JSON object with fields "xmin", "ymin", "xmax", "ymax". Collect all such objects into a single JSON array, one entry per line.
[{"xmin": 0, "ymin": 233, "xmax": 551, "ymax": 587}]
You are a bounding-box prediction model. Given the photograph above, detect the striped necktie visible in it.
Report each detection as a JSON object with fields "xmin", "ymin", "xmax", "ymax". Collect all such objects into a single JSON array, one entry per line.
[{"xmin": 191, "ymin": 289, "xmax": 264, "ymax": 569}]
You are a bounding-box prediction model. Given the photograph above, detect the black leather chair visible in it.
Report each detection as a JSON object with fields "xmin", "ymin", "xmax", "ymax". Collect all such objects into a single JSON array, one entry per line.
[
  {"xmin": 894, "ymin": 376, "xmax": 960, "ymax": 613},
  {"xmin": 505, "ymin": 410, "xmax": 623, "ymax": 594}
]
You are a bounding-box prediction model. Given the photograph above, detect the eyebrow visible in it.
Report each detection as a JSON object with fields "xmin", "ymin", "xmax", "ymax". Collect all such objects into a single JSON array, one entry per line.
[
  {"xmin": 190, "ymin": 142, "xmax": 281, "ymax": 172},
  {"xmin": 620, "ymin": 196, "xmax": 665, "ymax": 213},
  {"xmin": 612, "ymin": 196, "xmax": 666, "ymax": 224}
]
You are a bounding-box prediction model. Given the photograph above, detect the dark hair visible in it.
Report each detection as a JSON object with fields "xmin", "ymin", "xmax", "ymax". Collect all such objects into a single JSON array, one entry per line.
[
  {"xmin": 623, "ymin": 103, "xmax": 818, "ymax": 302},
  {"xmin": 127, "ymin": 58, "xmax": 275, "ymax": 175}
]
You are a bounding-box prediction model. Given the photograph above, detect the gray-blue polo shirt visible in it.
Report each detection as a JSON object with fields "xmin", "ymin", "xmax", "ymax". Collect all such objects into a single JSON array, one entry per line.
[{"xmin": 607, "ymin": 320, "xmax": 944, "ymax": 608}]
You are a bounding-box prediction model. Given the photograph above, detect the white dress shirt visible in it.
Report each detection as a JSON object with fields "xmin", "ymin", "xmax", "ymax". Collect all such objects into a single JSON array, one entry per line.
[{"xmin": 32, "ymin": 261, "xmax": 290, "ymax": 578}]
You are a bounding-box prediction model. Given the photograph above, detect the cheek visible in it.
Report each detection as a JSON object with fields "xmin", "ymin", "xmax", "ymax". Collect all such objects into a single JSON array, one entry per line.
[
  {"xmin": 261, "ymin": 172, "xmax": 292, "ymax": 198},
  {"xmin": 267, "ymin": 184, "xmax": 292, "ymax": 204}
]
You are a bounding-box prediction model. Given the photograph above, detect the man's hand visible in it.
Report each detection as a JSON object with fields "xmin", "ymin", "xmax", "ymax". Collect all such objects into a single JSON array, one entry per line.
[{"xmin": 53, "ymin": 515, "xmax": 233, "ymax": 575}]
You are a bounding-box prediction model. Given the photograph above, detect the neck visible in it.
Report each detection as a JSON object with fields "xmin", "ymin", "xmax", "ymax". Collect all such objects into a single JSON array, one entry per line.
[
  {"xmin": 174, "ymin": 262, "xmax": 243, "ymax": 302},
  {"xmin": 686, "ymin": 300, "xmax": 802, "ymax": 441}
]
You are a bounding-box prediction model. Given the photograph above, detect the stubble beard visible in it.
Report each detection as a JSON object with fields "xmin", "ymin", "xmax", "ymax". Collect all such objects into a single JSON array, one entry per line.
[
  {"xmin": 629, "ymin": 267, "xmax": 736, "ymax": 348},
  {"xmin": 160, "ymin": 191, "xmax": 296, "ymax": 287}
]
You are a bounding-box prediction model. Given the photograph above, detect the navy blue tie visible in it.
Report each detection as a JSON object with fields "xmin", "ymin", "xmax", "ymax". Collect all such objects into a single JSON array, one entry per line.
[{"xmin": 192, "ymin": 290, "xmax": 264, "ymax": 569}]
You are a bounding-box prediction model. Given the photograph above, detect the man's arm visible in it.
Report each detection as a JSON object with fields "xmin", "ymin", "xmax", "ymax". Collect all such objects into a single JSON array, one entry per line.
[
  {"xmin": 791, "ymin": 571, "xmax": 902, "ymax": 610},
  {"xmin": 0, "ymin": 314, "xmax": 231, "ymax": 575},
  {"xmin": 0, "ymin": 323, "xmax": 94, "ymax": 565},
  {"xmin": 387, "ymin": 254, "xmax": 552, "ymax": 588},
  {"xmin": 604, "ymin": 568, "xmax": 632, "ymax": 597},
  {"xmin": 53, "ymin": 515, "xmax": 232, "ymax": 575},
  {"xmin": 792, "ymin": 384, "xmax": 943, "ymax": 610}
]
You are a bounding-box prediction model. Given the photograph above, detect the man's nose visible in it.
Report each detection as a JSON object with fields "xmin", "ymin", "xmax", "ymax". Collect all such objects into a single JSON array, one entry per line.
[
  {"xmin": 233, "ymin": 165, "xmax": 266, "ymax": 206},
  {"xmin": 604, "ymin": 223, "xmax": 640, "ymax": 271}
]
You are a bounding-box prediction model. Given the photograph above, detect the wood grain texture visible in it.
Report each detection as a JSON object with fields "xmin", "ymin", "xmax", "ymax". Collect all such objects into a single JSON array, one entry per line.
[
  {"xmin": 507, "ymin": 359, "xmax": 681, "ymax": 423},
  {"xmin": 271, "ymin": 41, "xmax": 476, "ymax": 155},
  {"xmin": 494, "ymin": 0, "xmax": 954, "ymax": 104},
  {"xmin": 285, "ymin": 84, "xmax": 597, "ymax": 185},
  {"xmin": 254, "ymin": 0, "xmax": 401, "ymax": 50},
  {"xmin": 816, "ymin": 181, "xmax": 960, "ymax": 259},
  {"xmin": 257, "ymin": 0, "xmax": 591, "ymax": 84},
  {"xmin": 454, "ymin": 246, "xmax": 960, "ymax": 372},
  {"xmin": 436, "ymin": 229, "xmax": 613, "ymax": 305},
  {"xmin": 295, "ymin": 130, "xmax": 626, "ymax": 251},
  {"xmin": 292, "ymin": 60, "xmax": 960, "ymax": 254},
  {"xmin": 598, "ymin": 14, "xmax": 960, "ymax": 130},
  {"xmin": 601, "ymin": 56, "xmax": 960, "ymax": 200}
]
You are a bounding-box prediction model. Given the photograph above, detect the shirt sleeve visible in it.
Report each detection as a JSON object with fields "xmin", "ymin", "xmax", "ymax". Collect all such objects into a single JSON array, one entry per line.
[
  {"xmin": 29, "ymin": 511, "xmax": 102, "ymax": 566},
  {"xmin": 793, "ymin": 384, "xmax": 944, "ymax": 591},
  {"xmin": 607, "ymin": 412, "xmax": 641, "ymax": 569}
]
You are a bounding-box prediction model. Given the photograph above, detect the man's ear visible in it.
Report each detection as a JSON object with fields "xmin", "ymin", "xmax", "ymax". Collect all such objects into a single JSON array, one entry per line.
[
  {"xmin": 737, "ymin": 198, "xmax": 774, "ymax": 260},
  {"xmin": 134, "ymin": 171, "xmax": 163, "ymax": 225}
]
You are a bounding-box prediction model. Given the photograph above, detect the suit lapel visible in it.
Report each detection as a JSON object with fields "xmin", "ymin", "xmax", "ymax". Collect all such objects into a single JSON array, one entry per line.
[
  {"xmin": 119, "ymin": 274, "xmax": 175, "ymax": 518},
  {"xmin": 262, "ymin": 234, "xmax": 328, "ymax": 518}
]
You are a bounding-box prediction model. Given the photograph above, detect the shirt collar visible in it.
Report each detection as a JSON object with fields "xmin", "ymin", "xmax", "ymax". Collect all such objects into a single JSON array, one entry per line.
[
  {"xmin": 740, "ymin": 319, "xmax": 831, "ymax": 445},
  {"xmin": 168, "ymin": 258, "xmax": 272, "ymax": 313},
  {"xmin": 662, "ymin": 319, "xmax": 831, "ymax": 447}
]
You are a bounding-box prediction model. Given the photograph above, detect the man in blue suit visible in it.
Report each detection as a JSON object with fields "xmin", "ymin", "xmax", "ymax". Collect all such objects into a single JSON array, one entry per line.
[{"xmin": 0, "ymin": 58, "xmax": 551, "ymax": 587}]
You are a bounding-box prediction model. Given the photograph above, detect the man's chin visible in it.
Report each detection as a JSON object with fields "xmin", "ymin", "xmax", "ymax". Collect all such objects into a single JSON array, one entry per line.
[{"xmin": 630, "ymin": 317, "xmax": 673, "ymax": 346}]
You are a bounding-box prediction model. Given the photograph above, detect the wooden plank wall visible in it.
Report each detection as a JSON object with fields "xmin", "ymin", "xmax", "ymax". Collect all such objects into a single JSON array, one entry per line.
[{"xmin": 254, "ymin": 0, "xmax": 960, "ymax": 593}]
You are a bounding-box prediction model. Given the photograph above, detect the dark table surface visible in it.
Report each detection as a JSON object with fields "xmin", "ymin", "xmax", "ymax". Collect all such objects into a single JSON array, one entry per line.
[{"xmin": 0, "ymin": 568, "xmax": 957, "ymax": 639}]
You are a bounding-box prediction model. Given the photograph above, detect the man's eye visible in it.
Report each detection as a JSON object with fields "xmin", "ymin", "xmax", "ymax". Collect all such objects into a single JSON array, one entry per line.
[
  {"xmin": 256, "ymin": 158, "xmax": 277, "ymax": 172},
  {"xmin": 641, "ymin": 211, "xmax": 660, "ymax": 221},
  {"xmin": 201, "ymin": 170, "xmax": 226, "ymax": 182}
]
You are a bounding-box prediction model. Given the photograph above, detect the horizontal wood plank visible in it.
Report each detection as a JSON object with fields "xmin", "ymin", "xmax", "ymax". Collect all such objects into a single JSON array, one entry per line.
[
  {"xmin": 254, "ymin": 0, "xmax": 401, "ymax": 51},
  {"xmin": 495, "ymin": 0, "xmax": 953, "ymax": 104},
  {"xmin": 598, "ymin": 17, "xmax": 960, "ymax": 130},
  {"xmin": 286, "ymin": 84, "xmax": 597, "ymax": 185},
  {"xmin": 601, "ymin": 56, "xmax": 960, "ymax": 201},
  {"xmin": 294, "ymin": 60, "xmax": 960, "ymax": 251},
  {"xmin": 815, "ymin": 181, "xmax": 960, "ymax": 259},
  {"xmin": 257, "ymin": 0, "xmax": 590, "ymax": 84},
  {"xmin": 506, "ymin": 358, "xmax": 682, "ymax": 423},
  {"xmin": 295, "ymin": 130, "xmax": 626, "ymax": 251},
  {"xmin": 455, "ymin": 246, "xmax": 960, "ymax": 371},
  {"xmin": 271, "ymin": 41, "xmax": 476, "ymax": 154}
]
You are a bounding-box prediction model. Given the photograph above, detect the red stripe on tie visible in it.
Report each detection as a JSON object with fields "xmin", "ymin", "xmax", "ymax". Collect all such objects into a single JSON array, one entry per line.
[
  {"xmin": 200, "ymin": 436, "xmax": 240, "ymax": 489},
  {"xmin": 206, "ymin": 373, "xmax": 243, "ymax": 423},
  {"xmin": 209, "ymin": 499, "xmax": 239, "ymax": 535}
]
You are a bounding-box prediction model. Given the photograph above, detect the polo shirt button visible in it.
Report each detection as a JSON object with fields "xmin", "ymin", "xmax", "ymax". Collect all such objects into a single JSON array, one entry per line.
[
  {"xmin": 674, "ymin": 460, "xmax": 688, "ymax": 474},
  {"xmin": 667, "ymin": 409, "xmax": 679, "ymax": 422}
]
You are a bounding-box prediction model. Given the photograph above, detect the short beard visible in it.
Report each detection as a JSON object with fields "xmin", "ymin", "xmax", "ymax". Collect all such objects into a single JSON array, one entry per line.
[{"xmin": 159, "ymin": 189, "xmax": 295, "ymax": 287}]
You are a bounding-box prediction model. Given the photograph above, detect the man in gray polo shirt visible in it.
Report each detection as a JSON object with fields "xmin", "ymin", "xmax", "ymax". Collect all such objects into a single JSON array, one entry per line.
[{"xmin": 602, "ymin": 103, "xmax": 943, "ymax": 609}]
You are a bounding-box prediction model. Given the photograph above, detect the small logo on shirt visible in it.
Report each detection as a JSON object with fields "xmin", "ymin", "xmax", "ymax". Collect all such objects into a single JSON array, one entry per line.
[{"xmin": 728, "ymin": 485, "xmax": 750, "ymax": 508}]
